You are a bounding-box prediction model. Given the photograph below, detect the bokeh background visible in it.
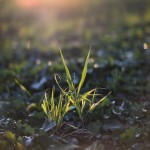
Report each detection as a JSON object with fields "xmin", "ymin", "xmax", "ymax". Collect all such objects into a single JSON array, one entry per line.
[
  {"xmin": 1, "ymin": 1, "xmax": 150, "ymax": 149},
  {"xmin": 1, "ymin": 0, "xmax": 150, "ymax": 52}
]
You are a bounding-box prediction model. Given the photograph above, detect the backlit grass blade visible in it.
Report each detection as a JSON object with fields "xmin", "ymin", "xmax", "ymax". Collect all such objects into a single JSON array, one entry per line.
[
  {"xmin": 41, "ymin": 98, "xmax": 48, "ymax": 115},
  {"xmin": 15, "ymin": 79, "xmax": 31, "ymax": 96},
  {"xmin": 79, "ymin": 88, "xmax": 96, "ymax": 103},
  {"xmin": 51, "ymin": 88, "xmax": 54, "ymax": 108},
  {"xmin": 89, "ymin": 91, "xmax": 111, "ymax": 111},
  {"xmin": 42, "ymin": 93, "xmax": 51, "ymax": 118},
  {"xmin": 81, "ymin": 99, "xmax": 86, "ymax": 114},
  {"xmin": 91, "ymin": 88, "xmax": 96, "ymax": 103},
  {"xmin": 77, "ymin": 50, "xmax": 90, "ymax": 95},
  {"xmin": 54, "ymin": 74, "xmax": 65, "ymax": 93},
  {"xmin": 60, "ymin": 50, "xmax": 74, "ymax": 91}
]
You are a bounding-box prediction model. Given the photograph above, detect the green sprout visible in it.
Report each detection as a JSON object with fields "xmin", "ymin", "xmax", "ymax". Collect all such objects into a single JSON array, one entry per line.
[
  {"xmin": 41, "ymin": 87, "xmax": 71, "ymax": 126},
  {"xmin": 56, "ymin": 50, "xmax": 110, "ymax": 122},
  {"xmin": 41, "ymin": 50, "xmax": 110, "ymax": 126}
]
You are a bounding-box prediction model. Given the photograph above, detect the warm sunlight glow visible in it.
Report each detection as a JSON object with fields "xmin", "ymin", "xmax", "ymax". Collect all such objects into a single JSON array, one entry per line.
[
  {"xmin": 15, "ymin": 0, "xmax": 43, "ymax": 8},
  {"xmin": 15, "ymin": 0, "xmax": 83, "ymax": 9}
]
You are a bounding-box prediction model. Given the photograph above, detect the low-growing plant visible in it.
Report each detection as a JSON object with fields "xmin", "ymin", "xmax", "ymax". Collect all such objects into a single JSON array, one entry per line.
[
  {"xmin": 41, "ymin": 50, "xmax": 110, "ymax": 126},
  {"xmin": 41, "ymin": 87, "xmax": 71, "ymax": 126},
  {"xmin": 57, "ymin": 50, "xmax": 111, "ymax": 121}
]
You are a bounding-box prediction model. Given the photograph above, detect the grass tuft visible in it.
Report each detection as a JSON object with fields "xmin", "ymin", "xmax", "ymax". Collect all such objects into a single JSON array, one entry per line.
[{"xmin": 41, "ymin": 50, "xmax": 110, "ymax": 126}]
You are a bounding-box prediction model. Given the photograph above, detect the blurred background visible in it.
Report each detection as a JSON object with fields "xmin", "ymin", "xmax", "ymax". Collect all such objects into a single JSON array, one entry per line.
[
  {"xmin": 1, "ymin": 1, "xmax": 150, "ymax": 149},
  {"xmin": 1, "ymin": 0, "xmax": 150, "ymax": 52}
]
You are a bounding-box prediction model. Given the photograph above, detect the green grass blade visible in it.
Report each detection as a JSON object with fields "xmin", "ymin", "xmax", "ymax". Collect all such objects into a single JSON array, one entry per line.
[
  {"xmin": 15, "ymin": 79, "xmax": 31, "ymax": 96},
  {"xmin": 80, "ymin": 88, "xmax": 96, "ymax": 101},
  {"xmin": 54, "ymin": 74, "xmax": 66, "ymax": 93},
  {"xmin": 77, "ymin": 50, "xmax": 90, "ymax": 95},
  {"xmin": 41, "ymin": 93, "xmax": 50, "ymax": 118},
  {"xmin": 50, "ymin": 87, "xmax": 55, "ymax": 111},
  {"xmin": 75, "ymin": 104, "xmax": 82, "ymax": 120},
  {"xmin": 91, "ymin": 88, "xmax": 96, "ymax": 103},
  {"xmin": 41, "ymin": 100, "xmax": 47, "ymax": 115},
  {"xmin": 60, "ymin": 50, "xmax": 74, "ymax": 91},
  {"xmin": 89, "ymin": 91, "xmax": 111, "ymax": 111},
  {"xmin": 81, "ymin": 99, "xmax": 86, "ymax": 114}
]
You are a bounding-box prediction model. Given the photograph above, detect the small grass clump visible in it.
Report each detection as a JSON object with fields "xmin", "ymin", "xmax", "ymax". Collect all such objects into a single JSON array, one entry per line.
[
  {"xmin": 41, "ymin": 87, "xmax": 71, "ymax": 126},
  {"xmin": 41, "ymin": 50, "xmax": 110, "ymax": 127}
]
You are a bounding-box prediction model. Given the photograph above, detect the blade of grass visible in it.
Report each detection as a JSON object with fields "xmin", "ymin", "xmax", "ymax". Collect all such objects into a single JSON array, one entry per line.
[
  {"xmin": 54, "ymin": 73, "xmax": 66, "ymax": 93},
  {"xmin": 77, "ymin": 50, "xmax": 90, "ymax": 95},
  {"xmin": 79, "ymin": 88, "xmax": 96, "ymax": 102},
  {"xmin": 59, "ymin": 50, "xmax": 74, "ymax": 91},
  {"xmin": 41, "ymin": 99, "xmax": 47, "ymax": 116},
  {"xmin": 15, "ymin": 79, "xmax": 31, "ymax": 96},
  {"xmin": 89, "ymin": 91, "xmax": 111, "ymax": 111}
]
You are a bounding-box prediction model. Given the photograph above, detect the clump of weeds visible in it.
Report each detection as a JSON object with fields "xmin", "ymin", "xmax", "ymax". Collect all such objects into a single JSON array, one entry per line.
[{"xmin": 41, "ymin": 50, "xmax": 110, "ymax": 129}]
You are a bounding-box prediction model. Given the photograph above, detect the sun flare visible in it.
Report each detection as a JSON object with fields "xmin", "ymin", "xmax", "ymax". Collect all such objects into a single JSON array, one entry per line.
[
  {"xmin": 15, "ymin": 0, "xmax": 43, "ymax": 8},
  {"xmin": 15, "ymin": 0, "xmax": 83, "ymax": 9}
]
